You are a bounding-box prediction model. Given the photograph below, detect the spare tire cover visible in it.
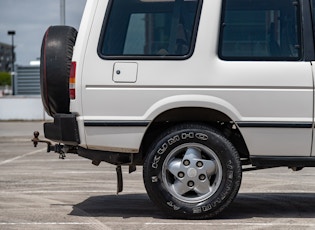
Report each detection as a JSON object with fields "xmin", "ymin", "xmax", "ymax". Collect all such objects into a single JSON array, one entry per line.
[{"xmin": 40, "ymin": 26, "xmax": 78, "ymax": 117}]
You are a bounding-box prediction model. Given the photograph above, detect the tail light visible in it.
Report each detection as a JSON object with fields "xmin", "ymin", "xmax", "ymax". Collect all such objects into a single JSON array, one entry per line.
[{"xmin": 69, "ymin": 61, "xmax": 76, "ymax": 100}]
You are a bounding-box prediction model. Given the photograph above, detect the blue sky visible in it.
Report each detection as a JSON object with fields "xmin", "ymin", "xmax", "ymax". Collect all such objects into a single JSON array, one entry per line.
[{"xmin": 0, "ymin": 0, "xmax": 86, "ymax": 65}]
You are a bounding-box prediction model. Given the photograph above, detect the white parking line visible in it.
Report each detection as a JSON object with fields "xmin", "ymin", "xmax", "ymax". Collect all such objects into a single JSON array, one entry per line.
[
  {"xmin": 2, "ymin": 221, "xmax": 314, "ymax": 227},
  {"xmin": 0, "ymin": 148, "xmax": 46, "ymax": 166},
  {"xmin": 0, "ymin": 221, "xmax": 112, "ymax": 229},
  {"xmin": 0, "ymin": 190, "xmax": 118, "ymax": 194},
  {"xmin": 145, "ymin": 222, "xmax": 315, "ymax": 227},
  {"xmin": 0, "ymin": 190, "xmax": 146, "ymax": 194},
  {"xmin": 0, "ymin": 222, "xmax": 98, "ymax": 225}
]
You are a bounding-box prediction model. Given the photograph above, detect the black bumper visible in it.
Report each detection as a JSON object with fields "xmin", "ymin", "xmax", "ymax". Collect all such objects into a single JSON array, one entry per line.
[{"xmin": 44, "ymin": 113, "xmax": 80, "ymax": 146}]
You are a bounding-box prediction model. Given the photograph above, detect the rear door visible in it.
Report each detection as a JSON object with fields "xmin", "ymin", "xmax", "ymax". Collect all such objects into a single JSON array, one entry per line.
[{"xmin": 218, "ymin": 0, "xmax": 314, "ymax": 157}]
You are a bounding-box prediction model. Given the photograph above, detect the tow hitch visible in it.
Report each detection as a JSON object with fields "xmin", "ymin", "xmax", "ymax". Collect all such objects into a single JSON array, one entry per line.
[
  {"xmin": 32, "ymin": 131, "xmax": 137, "ymax": 194},
  {"xmin": 31, "ymin": 131, "xmax": 67, "ymax": 159}
]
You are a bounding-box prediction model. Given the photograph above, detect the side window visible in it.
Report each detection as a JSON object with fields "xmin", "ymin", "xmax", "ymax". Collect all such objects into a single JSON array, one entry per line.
[
  {"xmin": 99, "ymin": 0, "xmax": 201, "ymax": 58},
  {"xmin": 312, "ymin": 0, "xmax": 315, "ymax": 34},
  {"xmin": 219, "ymin": 0, "xmax": 301, "ymax": 61}
]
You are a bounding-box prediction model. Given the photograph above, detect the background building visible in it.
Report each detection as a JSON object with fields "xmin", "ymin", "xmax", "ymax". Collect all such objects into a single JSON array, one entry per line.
[{"xmin": 0, "ymin": 42, "xmax": 14, "ymax": 72}]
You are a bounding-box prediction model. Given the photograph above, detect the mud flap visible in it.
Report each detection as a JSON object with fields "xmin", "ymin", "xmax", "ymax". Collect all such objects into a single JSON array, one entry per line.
[{"xmin": 116, "ymin": 165, "xmax": 123, "ymax": 194}]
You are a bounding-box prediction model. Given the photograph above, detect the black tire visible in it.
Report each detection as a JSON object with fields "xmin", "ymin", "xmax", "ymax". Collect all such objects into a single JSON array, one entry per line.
[
  {"xmin": 40, "ymin": 26, "xmax": 78, "ymax": 117},
  {"xmin": 143, "ymin": 123, "xmax": 242, "ymax": 219}
]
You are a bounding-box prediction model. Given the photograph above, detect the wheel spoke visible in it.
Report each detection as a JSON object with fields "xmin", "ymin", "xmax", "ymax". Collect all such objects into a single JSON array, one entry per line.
[
  {"xmin": 172, "ymin": 179, "xmax": 192, "ymax": 195},
  {"xmin": 183, "ymin": 147, "xmax": 202, "ymax": 162},
  {"xmin": 203, "ymin": 160, "xmax": 216, "ymax": 177},
  {"xmin": 194, "ymin": 180, "xmax": 211, "ymax": 195},
  {"xmin": 167, "ymin": 158, "xmax": 182, "ymax": 178}
]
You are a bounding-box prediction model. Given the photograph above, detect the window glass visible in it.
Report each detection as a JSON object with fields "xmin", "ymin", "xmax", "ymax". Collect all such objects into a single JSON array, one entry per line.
[
  {"xmin": 219, "ymin": 0, "xmax": 301, "ymax": 60},
  {"xmin": 312, "ymin": 0, "xmax": 315, "ymax": 35},
  {"xmin": 99, "ymin": 0, "xmax": 201, "ymax": 58}
]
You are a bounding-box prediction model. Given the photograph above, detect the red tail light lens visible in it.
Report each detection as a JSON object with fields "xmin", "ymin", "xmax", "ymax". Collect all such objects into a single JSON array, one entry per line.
[{"xmin": 69, "ymin": 62, "xmax": 76, "ymax": 100}]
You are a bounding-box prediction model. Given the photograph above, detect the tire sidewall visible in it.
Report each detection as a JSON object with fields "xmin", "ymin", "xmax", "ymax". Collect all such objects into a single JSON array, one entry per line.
[{"xmin": 143, "ymin": 124, "xmax": 242, "ymax": 219}]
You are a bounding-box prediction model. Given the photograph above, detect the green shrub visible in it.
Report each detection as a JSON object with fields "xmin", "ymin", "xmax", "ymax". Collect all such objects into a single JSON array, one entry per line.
[{"xmin": 0, "ymin": 72, "xmax": 11, "ymax": 86}]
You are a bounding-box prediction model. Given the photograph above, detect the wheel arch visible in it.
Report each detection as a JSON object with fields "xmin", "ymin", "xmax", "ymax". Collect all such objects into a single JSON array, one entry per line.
[{"xmin": 139, "ymin": 106, "xmax": 250, "ymax": 164}]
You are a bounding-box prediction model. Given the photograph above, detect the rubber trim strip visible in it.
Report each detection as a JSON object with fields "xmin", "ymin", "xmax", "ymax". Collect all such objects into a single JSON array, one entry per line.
[
  {"xmin": 84, "ymin": 120, "xmax": 150, "ymax": 127},
  {"xmin": 236, "ymin": 121, "xmax": 313, "ymax": 128}
]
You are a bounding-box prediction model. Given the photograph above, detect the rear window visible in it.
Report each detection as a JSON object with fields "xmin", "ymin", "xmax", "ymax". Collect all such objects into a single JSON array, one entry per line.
[
  {"xmin": 98, "ymin": 0, "xmax": 202, "ymax": 59},
  {"xmin": 219, "ymin": 0, "xmax": 301, "ymax": 61}
]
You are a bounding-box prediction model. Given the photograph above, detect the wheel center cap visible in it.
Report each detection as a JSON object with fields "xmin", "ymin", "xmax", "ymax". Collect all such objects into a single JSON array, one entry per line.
[{"xmin": 187, "ymin": 168, "xmax": 197, "ymax": 178}]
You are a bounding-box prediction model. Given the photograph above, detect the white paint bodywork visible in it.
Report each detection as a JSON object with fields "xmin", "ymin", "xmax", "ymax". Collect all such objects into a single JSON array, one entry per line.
[{"xmin": 71, "ymin": 0, "xmax": 314, "ymax": 157}]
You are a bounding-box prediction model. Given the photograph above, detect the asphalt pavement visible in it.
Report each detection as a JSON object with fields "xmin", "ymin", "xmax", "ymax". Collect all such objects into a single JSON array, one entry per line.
[
  {"xmin": 0, "ymin": 121, "xmax": 43, "ymax": 137},
  {"xmin": 1, "ymin": 121, "xmax": 315, "ymax": 229}
]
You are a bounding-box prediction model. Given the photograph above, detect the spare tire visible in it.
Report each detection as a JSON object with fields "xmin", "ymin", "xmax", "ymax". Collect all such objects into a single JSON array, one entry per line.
[{"xmin": 40, "ymin": 26, "xmax": 78, "ymax": 117}]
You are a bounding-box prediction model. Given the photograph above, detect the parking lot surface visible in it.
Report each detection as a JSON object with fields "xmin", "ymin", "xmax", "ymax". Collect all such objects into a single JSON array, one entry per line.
[{"xmin": 1, "ymin": 121, "xmax": 315, "ymax": 229}]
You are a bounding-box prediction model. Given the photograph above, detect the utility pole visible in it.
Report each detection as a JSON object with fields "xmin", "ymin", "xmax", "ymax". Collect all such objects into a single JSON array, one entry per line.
[
  {"xmin": 7, "ymin": 30, "xmax": 15, "ymax": 95},
  {"xmin": 60, "ymin": 0, "xmax": 66, "ymax": 25}
]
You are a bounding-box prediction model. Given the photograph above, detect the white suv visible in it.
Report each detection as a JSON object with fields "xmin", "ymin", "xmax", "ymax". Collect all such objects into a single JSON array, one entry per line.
[{"xmin": 35, "ymin": 0, "xmax": 315, "ymax": 219}]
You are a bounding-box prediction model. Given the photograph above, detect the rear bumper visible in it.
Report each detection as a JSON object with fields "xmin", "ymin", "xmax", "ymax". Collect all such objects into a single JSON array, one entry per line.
[{"xmin": 44, "ymin": 113, "xmax": 80, "ymax": 146}]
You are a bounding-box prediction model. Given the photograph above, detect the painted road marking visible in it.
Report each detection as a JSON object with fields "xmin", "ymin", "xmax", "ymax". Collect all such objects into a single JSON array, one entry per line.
[{"xmin": 0, "ymin": 148, "xmax": 45, "ymax": 166}]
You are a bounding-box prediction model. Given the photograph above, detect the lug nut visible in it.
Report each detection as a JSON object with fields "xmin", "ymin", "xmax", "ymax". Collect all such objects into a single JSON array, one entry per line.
[
  {"xmin": 199, "ymin": 174, "xmax": 206, "ymax": 180},
  {"xmin": 178, "ymin": 172, "xmax": 185, "ymax": 178},
  {"xmin": 188, "ymin": 181, "xmax": 194, "ymax": 187},
  {"xmin": 196, "ymin": 161, "xmax": 203, "ymax": 167},
  {"xmin": 183, "ymin": 160, "xmax": 190, "ymax": 166}
]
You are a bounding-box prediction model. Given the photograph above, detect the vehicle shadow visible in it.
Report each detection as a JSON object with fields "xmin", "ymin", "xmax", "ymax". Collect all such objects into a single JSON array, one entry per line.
[
  {"xmin": 69, "ymin": 192, "xmax": 315, "ymax": 219},
  {"xmin": 69, "ymin": 193, "xmax": 165, "ymax": 219},
  {"xmin": 222, "ymin": 192, "xmax": 315, "ymax": 219}
]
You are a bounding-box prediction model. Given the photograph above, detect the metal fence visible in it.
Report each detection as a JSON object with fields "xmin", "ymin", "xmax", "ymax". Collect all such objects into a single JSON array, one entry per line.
[{"xmin": 15, "ymin": 65, "xmax": 40, "ymax": 95}]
